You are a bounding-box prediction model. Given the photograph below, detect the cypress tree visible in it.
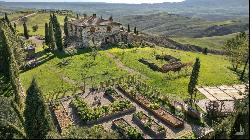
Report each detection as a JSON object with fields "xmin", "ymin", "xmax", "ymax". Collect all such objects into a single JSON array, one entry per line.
[
  {"xmin": 127, "ymin": 24, "xmax": 130, "ymax": 32},
  {"xmin": 51, "ymin": 14, "xmax": 63, "ymax": 51},
  {"xmin": 76, "ymin": 14, "xmax": 79, "ymax": 19},
  {"xmin": 134, "ymin": 27, "xmax": 137, "ymax": 34},
  {"xmin": 24, "ymin": 78, "xmax": 51, "ymax": 139},
  {"xmin": 45, "ymin": 23, "xmax": 49, "ymax": 45},
  {"xmin": 64, "ymin": 16, "xmax": 69, "ymax": 40},
  {"xmin": 188, "ymin": 58, "xmax": 201, "ymax": 105},
  {"xmin": 13, "ymin": 23, "xmax": 16, "ymax": 30},
  {"xmin": 48, "ymin": 21, "xmax": 55, "ymax": 51},
  {"xmin": 4, "ymin": 13, "xmax": 10, "ymax": 24},
  {"xmin": 0, "ymin": 25, "xmax": 24, "ymax": 108},
  {"xmin": 23, "ymin": 22, "xmax": 29, "ymax": 39}
]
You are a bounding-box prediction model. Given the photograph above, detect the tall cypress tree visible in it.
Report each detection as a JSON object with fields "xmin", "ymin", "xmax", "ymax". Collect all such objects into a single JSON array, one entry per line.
[
  {"xmin": 188, "ymin": 58, "xmax": 201, "ymax": 105},
  {"xmin": 134, "ymin": 27, "xmax": 137, "ymax": 34},
  {"xmin": 64, "ymin": 16, "xmax": 69, "ymax": 40},
  {"xmin": 24, "ymin": 78, "xmax": 51, "ymax": 139},
  {"xmin": 51, "ymin": 14, "xmax": 63, "ymax": 51},
  {"xmin": 48, "ymin": 21, "xmax": 55, "ymax": 51},
  {"xmin": 4, "ymin": 13, "xmax": 10, "ymax": 24},
  {"xmin": 23, "ymin": 22, "xmax": 29, "ymax": 39},
  {"xmin": 45, "ymin": 23, "xmax": 49, "ymax": 45},
  {"xmin": 127, "ymin": 24, "xmax": 130, "ymax": 32},
  {"xmin": 0, "ymin": 24, "xmax": 24, "ymax": 108}
]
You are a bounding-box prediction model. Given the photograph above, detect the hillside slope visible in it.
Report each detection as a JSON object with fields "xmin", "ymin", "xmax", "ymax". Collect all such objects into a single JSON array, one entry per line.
[{"xmin": 120, "ymin": 13, "xmax": 249, "ymax": 37}]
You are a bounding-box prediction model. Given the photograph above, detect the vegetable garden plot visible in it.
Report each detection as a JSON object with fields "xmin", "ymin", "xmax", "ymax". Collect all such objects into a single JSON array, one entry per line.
[
  {"xmin": 133, "ymin": 111, "xmax": 166, "ymax": 137},
  {"xmin": 70, "ymin": 97, "xmax": 136, "ymax": 125},
  {"xmin": 50, "ymin": 102, "xmax": 73, "ymax": 133},
  {"xmin": 112, "ymin": 118, "xmax": 144, "ymax": 139}
]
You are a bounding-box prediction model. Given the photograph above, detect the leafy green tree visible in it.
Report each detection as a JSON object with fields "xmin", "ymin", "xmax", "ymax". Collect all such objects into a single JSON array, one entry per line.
[
  {"xmin": 24, "ymin": 78, "xmax": 51, "ymax": 139},
  {"xmin": 188, "ymin": 58, "xmax": 201, "ymax": 105},
  {"xmin": 32, "ymin": 25, "xmax": 38, "ymax": 32},
  {"xmin": 45, "ymin": 23, "xmax": 49, "ymax": 45},
  {"xmin": 23, "ymin": 22, "xmax": 29, "ymax": 39},
  {"xmin": 224, "ymin": 32, "xmax": 249, "ymax": 71}
]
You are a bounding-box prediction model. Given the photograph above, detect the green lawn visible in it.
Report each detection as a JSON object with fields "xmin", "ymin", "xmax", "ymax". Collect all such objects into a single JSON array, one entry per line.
[
  {"xmin": 15, "ymin": 13, "xmax": 67, "ymax": 37},
  {"xmin": 20, "ymin": 46, "xmax": 241, "ymax": 102},
  {"xmin": 171, "ymin": 33, "xmax": 237, "ymax": 51},
  {"xmin": 109, "ymin": 47, "xmax": 240, "ymax": 100}
]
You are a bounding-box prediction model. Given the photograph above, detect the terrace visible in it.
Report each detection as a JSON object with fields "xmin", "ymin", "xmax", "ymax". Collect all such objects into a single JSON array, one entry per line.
[{"xmin": 48, "ymin": 76, "xmax": 209, "ymax": 139}]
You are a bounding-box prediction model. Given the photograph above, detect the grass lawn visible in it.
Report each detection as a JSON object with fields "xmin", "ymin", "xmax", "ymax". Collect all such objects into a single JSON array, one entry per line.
[
  {"xmin": 109, "ymin": 47, "xmax": 240, "ymax": 100},
  {"xmin": 20, "ymin": 46, "xmax": 241, "ymax": 102},
  {"xmin": 170, "ymin": 33, "xmax": 237, "ymax": 51},
  {"xmin": 15, "ymin": 13, "xmax": 67, "ymax": 37},
  {"xmin": 20, "ymin": 50, "xmax": 129, "ymax": 101}
]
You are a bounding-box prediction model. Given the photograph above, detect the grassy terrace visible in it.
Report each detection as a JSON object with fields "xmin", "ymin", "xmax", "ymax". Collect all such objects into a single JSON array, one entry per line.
[
  {"xmin": 20, "ymin": 46, "xmax": 240, "ymax": 102},
  {"xmin": 15, "ymin": 13, "xmax": 67, "ymax": 36},
  {"xmin": 170, "ymin": 33, "xmax": 237, "ymax": 51}
]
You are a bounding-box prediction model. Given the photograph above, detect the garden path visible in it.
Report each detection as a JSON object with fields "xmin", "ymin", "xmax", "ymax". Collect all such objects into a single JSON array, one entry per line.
[{"xmin": 106, "ymin": 52, "xmax": 149, "ymax": 80}]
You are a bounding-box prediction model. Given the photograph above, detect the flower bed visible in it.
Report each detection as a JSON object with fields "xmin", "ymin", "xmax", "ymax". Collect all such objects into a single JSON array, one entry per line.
[
  {"xmin": 117, "ymin": 85, "xmax": 184, "ymax": 128},
  {"xmin": 104, "ymin": 87, "xmax": 124, "ymax": 101},
  {"xmin": 50, "ymin": 102, "xmax": 72, "ymax": 133},
  {"xmin": 71, "ymin": 97, "xmax": 135, "ymax": 125},
  {"xmin": 133, "ymin": 111, "xmax": 166, "ymax": 137},
  {"xmin": 112, "ymin": 118, "xmax": 144, "ymax": 139}
]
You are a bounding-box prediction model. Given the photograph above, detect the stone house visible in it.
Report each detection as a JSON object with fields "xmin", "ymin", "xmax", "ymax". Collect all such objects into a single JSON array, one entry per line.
[{"xmin": 67, "ymin": 14, "xmax": 141, "ymax": 48}]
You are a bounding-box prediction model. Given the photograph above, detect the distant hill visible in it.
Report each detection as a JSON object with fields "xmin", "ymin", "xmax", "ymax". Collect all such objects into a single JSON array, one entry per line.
[
  {"xmin": 0, "ymin": 0, "xmax": 249, "ymax": 21},
  {"xmin": 120, "ymin": 12, "xmax": 249, "ymax": 37}
]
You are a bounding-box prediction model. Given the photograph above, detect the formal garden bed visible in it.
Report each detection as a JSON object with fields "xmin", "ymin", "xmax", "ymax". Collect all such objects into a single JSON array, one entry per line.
[
  {"xmin": 50, "ymin": 101, "xmax": 73, "ymax": 133},
  {"xmin": 155, "ymin": 54, "xmax": 180, "ymax": 62},
  {"xmin": 104, "ymin": 87, "xmax": 124, "ymax": 102},
  {"xmin": 112, "ymin": 118, "xmax": 144, "ymax": 139},
  {"xmin": 138, "ymin": 58, "xmax": 192, "ymax": 73},
  {"xmin": 70, "ymin": 97, "xmax": 136, "ymax": 125},
  {"xmin": 117, "ymin": 80, "xmax": 184, "ymax": 128},
  {"xmin": 133, "ymin": 111, "xmax": 166, "ymax": 137}
]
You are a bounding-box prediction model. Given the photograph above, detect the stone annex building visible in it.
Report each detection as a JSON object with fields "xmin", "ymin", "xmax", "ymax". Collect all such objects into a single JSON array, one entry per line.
[{"xmin": 67, "ymin": 14, "xmax": 141, "ymax": 48}]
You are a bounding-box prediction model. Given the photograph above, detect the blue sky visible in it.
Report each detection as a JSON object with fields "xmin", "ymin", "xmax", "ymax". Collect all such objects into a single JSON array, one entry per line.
[{"xmin": 4, "ymin": 0, "xmax": 185, "ymax": 4}]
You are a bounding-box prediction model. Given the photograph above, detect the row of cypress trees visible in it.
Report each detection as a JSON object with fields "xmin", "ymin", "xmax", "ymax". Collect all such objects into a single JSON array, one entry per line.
[{"xmin": 44, "ymin": 13, "xmax": 63, "ymax": 51}]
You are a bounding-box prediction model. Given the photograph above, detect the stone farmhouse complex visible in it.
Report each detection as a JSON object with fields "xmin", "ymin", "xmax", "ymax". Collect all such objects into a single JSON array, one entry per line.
[{"xmin": 67, "ymin": 14, "xmax": 141, "ymax": 48}]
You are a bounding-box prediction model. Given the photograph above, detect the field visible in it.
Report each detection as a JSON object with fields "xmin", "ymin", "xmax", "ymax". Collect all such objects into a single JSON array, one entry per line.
[
  {"xmin": 15, "ymin": 12, "xmax": 68, "ymax": 36},
  {"xmin": 20, "ymin": 46, "xmax": 240, "ymax": 102},
  {"xmin": 170, "ymin": 33, "xmax": 238, "ymax": 51}
]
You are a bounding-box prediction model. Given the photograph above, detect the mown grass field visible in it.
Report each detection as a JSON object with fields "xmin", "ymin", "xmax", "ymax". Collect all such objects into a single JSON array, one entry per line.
[
  {"xmin": 20, "ymin": 46, "xmax": 241, "ymax": 102},
  {"xmin": 170, "ymin": 33, "xmax": 237, "ymax": 51},
  {"xmin": 15, "ymin": 12, "xmax": 67, "ymax": 36}
]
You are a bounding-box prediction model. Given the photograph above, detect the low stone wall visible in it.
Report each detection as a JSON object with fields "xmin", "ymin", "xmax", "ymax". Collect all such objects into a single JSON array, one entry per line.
[
  {"xmin": 86, "ymin": 107, "xmax": 136, "ymax": 125},
  {"xmin": 133, "ymin": 114, "xmax": 166, "ymax": 137},
  {"xmin": 117, "ymin": 86, "xmax": 184, "ymax": 128}
]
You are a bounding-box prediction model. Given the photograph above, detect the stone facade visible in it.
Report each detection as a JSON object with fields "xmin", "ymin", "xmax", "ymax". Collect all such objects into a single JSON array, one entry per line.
[{"xmin": 67, "ymin": 14, "xmax": 141, "ymax": 48}]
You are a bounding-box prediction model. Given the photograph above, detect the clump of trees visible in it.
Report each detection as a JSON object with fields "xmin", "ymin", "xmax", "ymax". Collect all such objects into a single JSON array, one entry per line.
[
  {"xmin": 45, "ymin": 13, "xmax": 63, "ymax": 51},
  {"xmin": 224, "ymin": 32, "xmax": 249, "ymax": 81}
]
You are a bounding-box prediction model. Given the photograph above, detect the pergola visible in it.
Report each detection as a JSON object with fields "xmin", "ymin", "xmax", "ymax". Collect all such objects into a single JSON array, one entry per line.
[{"xmin": 196, "ymin": 84, "xmax": 248, "ymax": 116}]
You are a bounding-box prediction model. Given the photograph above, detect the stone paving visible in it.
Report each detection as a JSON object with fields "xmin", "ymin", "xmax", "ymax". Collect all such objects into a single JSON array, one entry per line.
[{"xmin": 55, "ymin": 87, "xmax": 207, "ymax": 139}]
